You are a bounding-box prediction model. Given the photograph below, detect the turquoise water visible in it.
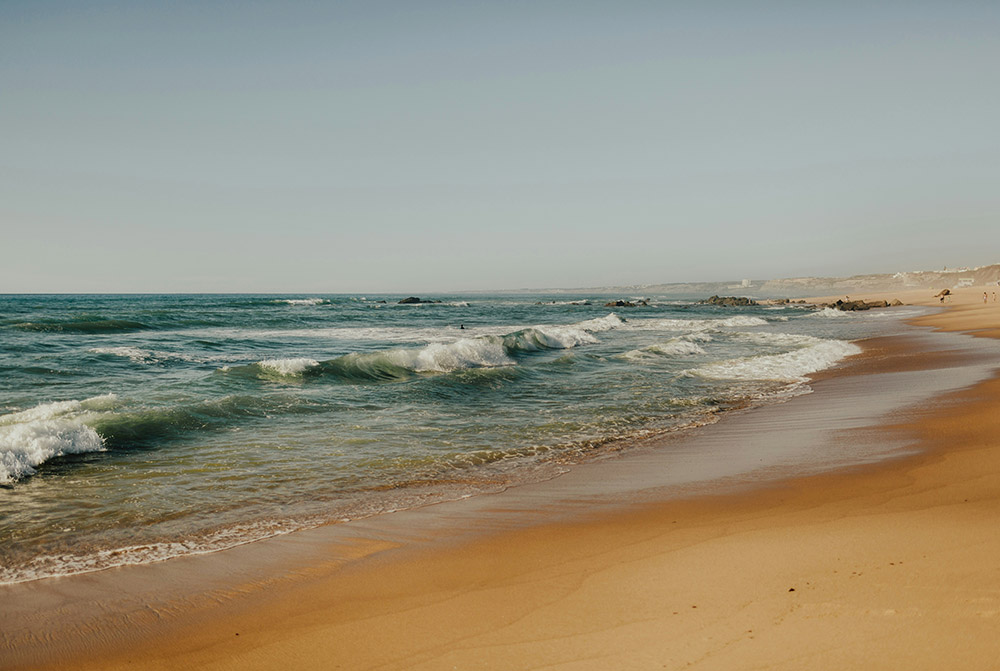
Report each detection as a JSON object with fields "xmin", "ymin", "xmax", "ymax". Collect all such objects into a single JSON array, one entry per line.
[{"xmin": 0, "ymin": 294, "xmax": 907, "ymax": 582}]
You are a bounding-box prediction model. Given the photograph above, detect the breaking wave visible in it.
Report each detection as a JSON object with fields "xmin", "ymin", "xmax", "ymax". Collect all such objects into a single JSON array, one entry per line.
[
  {"xmin": 223, "ymin": 314, "xmax": 627, "ymax": 382},
  {"xmin": 691, "ymin": 339, "xmax": 861, "ymax": 382},
  {"xmin": 257, "ymin": 358, "xmax": 321, "ymax": 377},
  {"xmin": 0, "ymin": 396, "xmax": 117, "ymax": 484}
]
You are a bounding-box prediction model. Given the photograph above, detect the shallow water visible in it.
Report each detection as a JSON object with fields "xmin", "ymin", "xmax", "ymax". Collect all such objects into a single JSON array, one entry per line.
[{"xmin": 0, "ymin": 293, "xmax": 920, "ymax": 582}]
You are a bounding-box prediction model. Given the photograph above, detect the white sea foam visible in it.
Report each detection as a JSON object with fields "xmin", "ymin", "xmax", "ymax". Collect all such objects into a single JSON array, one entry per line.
[
  {"xmin": 648, "ymin": 340, "xmax": 707, "ymax": 356},
  {"xmin": 691, "ymin": 339, "xmax": 861, "ymax": 382},
  {"xmin": 622, "ymin": 339, "xmax": 707, "ymax": 361},
  {"xmin": 90, "ymin": 346, "xmax": 158, "ymax": 364},
  {"xmin": 807, "ymin": 307, "xmax": 904, "ymax": 320},
  {"xmin": 576, "ymin": 313, "xmax": 625, "ymax": 332},
  {"xmin": 807, "ymin": 307, "xmax": 850, "ymax": 319},
  {"xmin": 277, "ymin": 298, "xmax": 328, "ymax": 306},
  {"xmin": 507, "ymin": 327, "xmax": 590, "ymax": 351},
  {"xmin": 330, "ymin": 316, "xmax": 620, "ymax": 376},
  {"xmin": 631, "ymin": 315, "xmax": 769, "ymax": 332},
  {"xmin": 185, "ymin": 314, "xmax": 625, "ymax": 348},
  {"xmin": 0, "ymin": 395, "xmax": 118, "ymax": 426},
  {"xmin": 729, "ymin": 331, "xmax": 824, "ymax": 347},
  {"xmin": 0, "ymin": 396, "xmax": 115, "ymax": 483},
  {"xmin": 91, "ymin": 346, "xmax": 244, "ymax": 365},
  {"xmin": 506, "ymin": 313, "xmax": 625, "ymax": 351},
  {"xmin": 0, "ymin": 518, "xmax": 301, "ymax": 584},
  {"xmin": 257, "ymin": 358, "xmax": 321, "ymax": 376}
]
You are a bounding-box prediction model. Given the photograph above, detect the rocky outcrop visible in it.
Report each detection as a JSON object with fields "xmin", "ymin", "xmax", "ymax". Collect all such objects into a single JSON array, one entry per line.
[
  {"xmin": 821, "ymin": 299, "xmax": 896, "ymax": 311},
  {"xmin": 700, "ymin": 295, "xmax": 758, "ymax": 307}
]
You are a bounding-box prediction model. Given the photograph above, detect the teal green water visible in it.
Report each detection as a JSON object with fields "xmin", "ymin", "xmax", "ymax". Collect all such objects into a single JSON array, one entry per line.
[{"xmin": 0, "ymin": 294, "xmax": 905, "ymax": 582}]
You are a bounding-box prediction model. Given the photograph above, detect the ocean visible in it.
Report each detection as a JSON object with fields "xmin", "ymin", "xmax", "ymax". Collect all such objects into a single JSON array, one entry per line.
[{"xmin": 0, "ymin": 293, "xmax": 914, "ymax": 583}]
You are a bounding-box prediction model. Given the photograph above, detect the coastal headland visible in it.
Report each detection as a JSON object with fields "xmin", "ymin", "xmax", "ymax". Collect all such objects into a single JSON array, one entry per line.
[{"xmin": 3, "ymin": 286, "xmax": 1000, "ymax": 670}]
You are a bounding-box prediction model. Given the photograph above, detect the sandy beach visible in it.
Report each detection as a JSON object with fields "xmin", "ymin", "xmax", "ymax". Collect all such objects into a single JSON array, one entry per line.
[{"xmin": 4, "ymin": 286, "xmax": 1000, "ymax": 671}]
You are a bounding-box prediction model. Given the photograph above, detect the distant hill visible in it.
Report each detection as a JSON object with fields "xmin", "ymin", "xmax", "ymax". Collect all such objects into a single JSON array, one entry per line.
[
  {"xmin": 508, "ymin": 263, "xmax": 1000, "ymax": 299},
  {"xmin": 754, "ymin": 264, "xmax": 1000, "ymax": 298}
]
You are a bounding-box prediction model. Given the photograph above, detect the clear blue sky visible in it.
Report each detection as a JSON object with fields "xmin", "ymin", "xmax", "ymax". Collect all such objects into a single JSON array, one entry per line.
[{"xmin": 2, "ymin": 1, "xmax": 998, "ymax": 292}]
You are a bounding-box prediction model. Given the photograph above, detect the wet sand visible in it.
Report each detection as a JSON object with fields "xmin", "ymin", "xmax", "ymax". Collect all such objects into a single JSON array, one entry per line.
[{"xmin": 3, "ymin": 286, "xmax": 1000, "ymax": 670}]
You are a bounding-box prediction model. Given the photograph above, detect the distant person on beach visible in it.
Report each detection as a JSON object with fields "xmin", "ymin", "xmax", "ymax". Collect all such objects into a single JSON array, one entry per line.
[{"xmin": 985, "ymin": 292, "xmax": 989, "ymax": 304}]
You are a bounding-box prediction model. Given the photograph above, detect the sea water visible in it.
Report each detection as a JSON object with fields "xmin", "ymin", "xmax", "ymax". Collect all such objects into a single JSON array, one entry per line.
[{"xmin": 0, "ymin": 294, "xmax": 916, "ymax": 583}]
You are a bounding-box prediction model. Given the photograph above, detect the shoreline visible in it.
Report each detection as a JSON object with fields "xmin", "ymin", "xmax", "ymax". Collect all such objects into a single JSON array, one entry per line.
[{"xmin": 3, "ymin": 287, "xmax": 999, "ymax": 670}]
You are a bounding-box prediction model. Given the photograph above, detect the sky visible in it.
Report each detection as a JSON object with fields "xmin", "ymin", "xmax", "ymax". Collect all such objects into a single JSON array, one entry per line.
[{"xmin": 2, "ymin": 1, "xmax": 998, "ymax": 293}]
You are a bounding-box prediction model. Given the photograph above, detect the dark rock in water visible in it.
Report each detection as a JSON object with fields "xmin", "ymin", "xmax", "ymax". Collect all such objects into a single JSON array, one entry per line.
[
  {"xmin": 398, "ymin": 297, "xmax": 441, "ymax": 304},
  {"xmin": 604, "ymin": 299, "xmax": 648, "ymax": 307},
  {"xmin": 700, "ymin": 295, "xmax": 758, "ymax": 307},
  {"xmin": 604, "ymin": 299, "xmax": 648, "ymax": 308},
  {"xmin": 834, "ymin": 300, "xmax": 871, "ymax": 311}
]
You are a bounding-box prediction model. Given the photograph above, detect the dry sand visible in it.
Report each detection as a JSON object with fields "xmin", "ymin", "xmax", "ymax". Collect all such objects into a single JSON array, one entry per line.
[{"xmin": 4, "ymin": 286, "xmax": 1000, "ymax": 670}]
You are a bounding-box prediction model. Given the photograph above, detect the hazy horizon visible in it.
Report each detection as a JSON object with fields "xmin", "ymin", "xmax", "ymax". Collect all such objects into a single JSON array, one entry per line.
[{"xmin": 3, "ymin": 2, "xmax": 998, "ymax": 293}]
